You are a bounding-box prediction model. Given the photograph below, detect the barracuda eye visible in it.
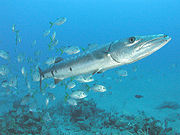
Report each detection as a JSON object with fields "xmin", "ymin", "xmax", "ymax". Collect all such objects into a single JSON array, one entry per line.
[{"xmin": 129, "ymin": 37, "xmax": 136, "ymax": 43}]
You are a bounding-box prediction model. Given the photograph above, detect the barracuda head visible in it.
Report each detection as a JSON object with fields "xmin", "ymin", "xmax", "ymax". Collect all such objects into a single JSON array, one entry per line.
[{"xmin": 110, "ymin": 34, "xmax": 171, "ymax": 64}]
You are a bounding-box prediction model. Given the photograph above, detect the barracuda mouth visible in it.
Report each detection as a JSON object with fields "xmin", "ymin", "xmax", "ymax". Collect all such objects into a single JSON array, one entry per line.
[
  {"xmin": 132, "ymin": 34, "xmax": 171, "ymax": 61},
  {"xmin": 135, "ymin": 34, "xmax": 171, "ymax": 52},
  {"xmin": 143, "ymin": 34, "xmax": 171, "ymax": 48}
]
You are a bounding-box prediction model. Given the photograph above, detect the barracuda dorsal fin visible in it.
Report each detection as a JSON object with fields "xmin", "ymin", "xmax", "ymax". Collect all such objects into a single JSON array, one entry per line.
[
  {"xmin": 55, "ymin": 57, "xmax": 63, "ymax": 63},
  {"xmin": 54, "ymin": 78, "xmax": 62, "ymax": 84}
]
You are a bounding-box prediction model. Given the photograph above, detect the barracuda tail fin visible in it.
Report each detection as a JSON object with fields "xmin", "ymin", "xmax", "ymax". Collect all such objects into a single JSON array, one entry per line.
[{"xmin": 38, "ymin": 67, "xmax": 43, "ymax": 91}]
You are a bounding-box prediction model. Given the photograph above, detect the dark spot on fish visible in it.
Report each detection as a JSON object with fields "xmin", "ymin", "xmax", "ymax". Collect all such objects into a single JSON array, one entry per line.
[
  {"xmin": 1, "ymin": 80, "xmax": 7, "ymax": 83},
  {"xmin": 55, "ymin": 69, "xmax": 57, "ymax": 73},
  {"xmin": 135, "ymin": 95, "xmax": 143, "ymax": 99},
  {"xmin": 70, "ymin": 67, "xmax": 72, "ymax": 71},
  {"xmin": 51, "ymin": 71, "xmax": 54, "ymax": 77}
]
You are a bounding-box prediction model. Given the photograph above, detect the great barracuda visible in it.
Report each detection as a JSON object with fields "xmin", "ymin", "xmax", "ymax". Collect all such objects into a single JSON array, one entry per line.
[{"xmin": 39, "ymin": 34, "xmax": 171, "ymax": 89}]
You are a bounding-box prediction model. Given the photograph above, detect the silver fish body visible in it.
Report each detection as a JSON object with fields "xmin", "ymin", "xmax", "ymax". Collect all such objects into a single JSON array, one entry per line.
[
  {"xmin": 41, "ymin": 44, "xmax": 116, "ymax": 80},
  {"xmin": 39, "ymin": 34, "xmax": 171, "ymax": 87}
]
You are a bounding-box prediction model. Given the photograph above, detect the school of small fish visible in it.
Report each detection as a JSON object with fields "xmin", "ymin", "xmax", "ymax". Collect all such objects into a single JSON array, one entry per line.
[{"xmin": 0, "ymin": 17, "xmax": 132, "ymax": 109}]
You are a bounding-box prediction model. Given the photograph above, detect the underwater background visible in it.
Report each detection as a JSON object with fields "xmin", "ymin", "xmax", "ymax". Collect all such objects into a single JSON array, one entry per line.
[{"xmin": 0, "ymin": 0, "xmax": 180, "ymax": 134}]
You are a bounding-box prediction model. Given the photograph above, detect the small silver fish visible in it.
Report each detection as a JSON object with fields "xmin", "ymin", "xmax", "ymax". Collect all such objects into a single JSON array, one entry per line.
[
  {"xmin": 67, "ymin": 81, "xmax": 76, "ymax": 89},
  {"xmin": 53, "ymin": 39, "xmax": 58, "ymax": 46},
  {"xmin": 27, "ymin": 82, "xmax": 31, "ymax": 89},
  {"xmin": 49, "ymin": 83, "xmax": 56, "ymax": 89},
  {"xmin": 67, "ymin": 98, "xmax": 77, "ymax": 106},
  {"xmin": 0, "ymin": 50, "xmax": 9, "ymax": 60},
  {"xmin": 47, "ymin": 92, "xmax": 56, "ymax": 101},
  {"xmin": 52, "ymin": 31, "xmax": 56, "ymax": 41},
  {"xmin": 8, "ymin": 76, "xmax": 17, "ymax": 88},
  {"xmin": 64, "ymin": 46, "xmax": 80, "ymax": 55},
  {"xmin": 75, "ymin": 74, "xmax": 94, "ymax": 83},
  {"xmin": 43, "ymin": 112, "xmax": 51, "ymax": 122},
  {"xmin": 12, "ymin": 24, "xmax": 16, "ymax": 32},
  {"xmin": 18, "ymin": 37, "xmax": 21, "ymax": 43},
  {"xmin": 21, "ymin": 67, "xmax": 26, "ymax": 77},
  {"xmin": 45, "ymin": 57, "xmax": 55, "ymax": 65},
  {"xmin": 32, "ymin": 71, "xmax": 40, "ymax": 82},
  {"xmin": 17, "ymin": 54, "xmax": 24, "ymax": 63},
  {"xmin": 49, "ymin": 17, "xmax": 67, "ymax": 28},
  {"xmin": 91, "ymin": 84, "xmax": 106, "ymax": 92},
  {"xmin": 117, "ymin": 69, "xmax": 128, "ymax": 77},
  {"xmin": 70, "ymin": 91, "xmax": 87, "ymax": 99},
  {"xmin": 44, "ymin": 30, "xmax": 51, "ymax": 37},
  {"xmin": 21, "ymin": 95, "xmax": 31, "ymax": 105},
  {"xmin": 54, "ymin": 17, "xmax": 67, "ymax": 25},
  {"xmin": 0, "ymin": 65, "xmax": 9, "ymax": 76},
  {"xmin": 1, "ymin": 80, "xmax": 9, "ymax": 88},
  {"xmin": 32, "ymin": 40, "xmax": 37, "ymax": 46},
  {"xmin": 45, "ymin": 98, "xmax": 49, "ymax": 106},
  {"xmin": 29, "ymin": 102, "xmax": 37, "ymax": 112}
]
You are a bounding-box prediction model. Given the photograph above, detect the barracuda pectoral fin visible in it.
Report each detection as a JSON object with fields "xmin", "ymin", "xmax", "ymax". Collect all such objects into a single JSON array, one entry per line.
[
  {"xmin": 54, "ymin": 78, "xmax": 62, "ymax": 84},
  {"xmin": 55, "ymin": 57, "xmax": 63, "ymax": 63}
]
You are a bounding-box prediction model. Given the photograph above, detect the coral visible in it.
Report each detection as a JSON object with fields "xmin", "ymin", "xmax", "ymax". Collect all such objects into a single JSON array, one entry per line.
[{"xmin": 0, "ymin": 99, "xmax": 178, "ymax": 134}]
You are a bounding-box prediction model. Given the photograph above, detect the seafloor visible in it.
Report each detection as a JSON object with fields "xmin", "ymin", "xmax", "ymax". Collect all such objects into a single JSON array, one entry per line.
[{"xmin": 0, "ymin": 98, "xmax": 179, "ymax": 135}]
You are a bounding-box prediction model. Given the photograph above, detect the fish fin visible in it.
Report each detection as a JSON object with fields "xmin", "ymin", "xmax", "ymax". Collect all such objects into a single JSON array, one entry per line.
[
  {"xmin": 49, "ymin": 36, "xmax": 53, "ymax": 42},
  {"xmin": 59, "ymin": 48, "xmax": 64, "ymax": 54},
  {"xmin": 55, "ymin": 57, "xmax": 63, "ymax": 63},
  {"xmin": 70, "ymin": 77, "xmax": 75, "ymax": 81},
  {"xmin": 103, "ymin": 42, "xmax": 113, "ymax": 54},
  {"xmin": 81, "ymin": 47, "xmax": 86, "ymax": 52},
  {"xmin": 54, "ymin": 78, "xmax": 62, "ymax": 84},
  {"xmin": 38, "ymin": 67, "xmax": 43, "ymax": 91},
  {"xmin": 49, "ymin": 21, "xmax": 54, "ymax": 28},
  {"xmin": 92, "ymin": 71, "xmax": 97, "ymax": 75},
  {"xmin": 64, "ymin": 92, "xmax": 69, "ymax": 101},
  {"xmin": 97, "ymin": 69, "xmax": 106, "ymax": 74},
  {"xmin": 92, "ymin": 69, "xmax": 102, "ymax": 75},
  {"xmin": 15, "ymin": 30, "xmax": 20, "ymax": 33}
]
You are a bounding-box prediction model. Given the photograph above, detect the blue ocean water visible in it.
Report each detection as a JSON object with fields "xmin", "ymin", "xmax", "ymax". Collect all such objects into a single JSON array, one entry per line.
[{"xmin": 0, "ymin": 0, "xmax": 180, "ymax": 134}]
